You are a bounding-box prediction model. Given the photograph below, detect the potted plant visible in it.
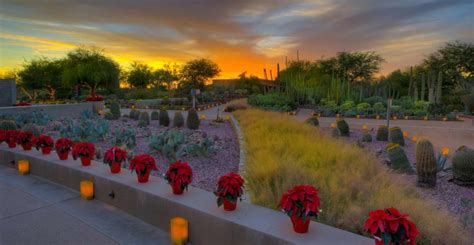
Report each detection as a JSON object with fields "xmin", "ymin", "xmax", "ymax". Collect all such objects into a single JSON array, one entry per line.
[
  {"xmin": 0, "ymin": 129, "xmax": 5, "ymax": 145},
  {"xmin": 129, "ymin": 154, "xmax": 157, "ymax": 183},
  {"xmin": 214, "ymin": 172, "xmax": 245, "ymax": 211},
  {"xmin": 55, "ymin": 138, "xmax": 73, "ymax": 160},
  {"xmin": 35, "ymin": 135, "xmax": 54, "ymax": 155},
  {"xmin": 165, "ymin": 160, "xmax": 193, "ymax": 195},
  {"xmin": 72, "ymin": 142, "xmax": 96, "ymax": 166},
  {"xmin": 103, "ymin": 147, "xmax": 127, "ymax": 173},
  {"xmin": 5, "ymin": 130, "xmax": 19, "ymax": 148},
  {"xmin": 17, "ymin": 131, "xmax": 37, "ymax": 151},
  {"xmin": 280, "ymin": 185, "xmax": 320, "ymax": 233},
  {"xmin": 364, "ymin": 208, "xmax": 419, "ymax": 245}
]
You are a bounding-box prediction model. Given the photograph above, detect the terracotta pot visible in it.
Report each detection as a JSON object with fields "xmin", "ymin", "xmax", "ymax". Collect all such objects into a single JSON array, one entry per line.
[
  {"xmin": 171, "ymin": 183, "xmax": 184, "ymax": 195},
  {"xmin": 8, "ymin": 142, "xmax": 16, "ymax": 148},
  {"xmin": 41, "ymin": 147, "xmax": 52, "ymax": 155},
  {"xmin": 136, "ymin": 169, "xmax": 151, "ymax": 183},
  {"xmin": 58, "ymin": 152, "xmax": 69, "ymax": 160},
  {"xmin": 81, "ymin": 157, "xmax": 91, "ymax": 166},
  {"xmin": 22, "ymin": 143, "xmax": 32, "ymax": 151},
  {"xmin": 223, "ymin": 199, "xmax": 237, "ymax": 211},
  {"xmin": 110, "ymin": 162, "xmax": 121, "ymax": 174},
  {"xmin": 290, "ymin": 214, "xmax": 310, "ymax": 233}
]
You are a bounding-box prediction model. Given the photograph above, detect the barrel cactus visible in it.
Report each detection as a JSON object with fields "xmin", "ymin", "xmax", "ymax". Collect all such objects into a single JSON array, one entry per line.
[
  {"xmin": 151, "ymin": 111, "xmax": 159, "ymax": 121},
  {"xmin": 0, "ymin": 120, "xmax": 17, "ymax": 130},
  {"xmin": 187, "ymin": 109, "xmax": 200, "ymax": 130},
  {"xmin": 22, "ymin": 123, "xmax": 41, "ymax": 137},
  {"xmin": 336, "ymin": 119, "xmax": 349, "ymax": 136},
  {"xmin": 109, "ymin": 101, "xmax": 121, "ymax": 119},
  {"xmin": 361, "ymin": 132, "xmax": 372, "ymax": 142},
  {"xmin": 129, "ymin": 109, "xmax": 140, "ymax": 120},
  {"xmin": 305, "ymin": 116, "xmax": 319, "ymax": 127},
  {"xmin": 173, "ymin": 112, "xmax": 184, "ymax": 128},
  {"xmin": 387, "ymin": 143, "xmax": 413, "ymax": 172},
  {"xmin": 138, "ymin": 111, "xmax": 150, "ymax": 127},
  {"xmin": 452, "ymin": 146, "xmax": 474, "ymax": 186},
  {"xmin": 416, "ymin": 139, "xmax": 437, "ymax": 187},
  {"xmin": 376, "ymin": 125, "xmax": 388, "ymax": 141},
  {"xmin": 104, "ymin": 112, "xmax": 115, "ymax": 120},
  {"xmin": 159, "ymin": 109, "xmax": 170, "ymax": 127},
  {"xmin": 389, "ymin": 127, "xmax": 405, "ymax": 146}
]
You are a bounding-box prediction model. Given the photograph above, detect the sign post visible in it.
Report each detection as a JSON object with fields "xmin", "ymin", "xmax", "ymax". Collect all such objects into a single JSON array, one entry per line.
[
  {"xmin": 191, "ymin": 89, "xmax": 200, "ymax": 109},
  {"xmin": 387, "ymin": 97, "xmax": 392, "ymax": 139}
]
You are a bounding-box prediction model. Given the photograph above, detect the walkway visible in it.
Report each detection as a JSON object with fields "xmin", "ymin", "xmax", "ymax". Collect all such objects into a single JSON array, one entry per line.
[{"xmin": 0, "ymin": 165, "xmax": 170, "ymax": 244}]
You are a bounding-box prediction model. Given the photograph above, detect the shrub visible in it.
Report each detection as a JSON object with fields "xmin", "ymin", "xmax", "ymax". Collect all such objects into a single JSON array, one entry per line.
[
  {"xmin": 159, "ymin": 109, "xmax": 170, "ymax": 127},
  {"xmin": 452, "ymin": 146, "xmax": 474, "ymax": 186},
  {"xmin": 173, "ymin": 112, "xmax": 184, "ymax": 128},
  {"xmin": 0, "ymin": 120, "xmax": 17, "ymax": 130},
  {"xmin": 336, "ymin": 119, "xmax": 349, "ymax": 136},
  {"xmin": 186, "ymin": 109, "xmax": 200, "ymax": 130},
  {"xmin": 387, "ymin": 143, "xmax": 413, "ymax": 173},
  {"xmin": 305, "ymin": 116, "xmax": 319, "ymax": 127},
  {"xmin": 356, "ymin": 103, "xmax": 371, "ymax": 114},
  {"xmin": 340, "ymin": 101, "xmax": 355, "ymax": 111},
  {"xmin": 129, "ymin": 109, "xmax": 140, "ymax": 120},
  {"xmin": 376, "ymin": 125, "xmax": 388, "ymax": 141},
  {"xmin": 151, "ymin": 111, "xmax": 159, "ymax": 121},
  {"xmin": 373, "ymin": 102, "xmax": 385, "ymax": 114},
  {"xmin": 416, "ymin": 139, "xmax": 437, "ymax": 187},
  {"xmin": 22, "ymin": 123, "xmax": 41, "ymax": 137},
  {"xmin": 363, "ymin": 96, "xmax": 384, "ymax": 105},
  {"xmin": 138, "ymin": 111, "xmax": 150, "ymax": 127},
  {"xmin": 234, "ymin": 109, "xmax": 467, "ymax": 244},
  {"xmin": 343, "ymin": 109, "xmax": 356, "ymax": 117},
  {"xmin": 248, "ymin": 93, "xmax": 296, "ymax": 112},
  {"xmin": 427, "ymin": 103, "xmax": 448, "ymax": 116},
  {"xmin": 224, "ymin": 104, "xmax": 248, "ymax": 112},
  {"xmin": 389, "ymin": 127, "xmax": 405, "ymax": 146},
  {"xmin": 109, "ymin": 101, "xmax": 121, "ymax": 119},
  {"xmin": 414, "ymin": 100, "xmax": 430, "ymax": 111}
]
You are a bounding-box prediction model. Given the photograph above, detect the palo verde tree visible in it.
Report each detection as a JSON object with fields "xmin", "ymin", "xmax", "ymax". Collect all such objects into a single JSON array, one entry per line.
[
  {"xmin": 127, "ymin": 61, "xmax": 154, "ymax": 88},
  {"xmin": 17, "ymin": 57, "xmax": 64, "ymax": 100},
  {"xmin": 154, "ymin": 63, "xmax": 179, "ymax": 90},
  {"xmin": 179, "ymin": 58, "xmax": 220, "ymax": 92},
  {"xmin": 62, "ymin": 47, "xmax": 120, "ymax": 96}
]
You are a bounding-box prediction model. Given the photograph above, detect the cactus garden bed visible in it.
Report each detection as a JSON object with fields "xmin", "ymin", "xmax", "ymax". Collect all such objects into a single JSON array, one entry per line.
[
  {"xmin": 325, "ymin": 127, "xmax": 474, "ymax": 234},
  {"xmin": 43, "ymin": 114, "xmax": 240, "ymax": 192}
]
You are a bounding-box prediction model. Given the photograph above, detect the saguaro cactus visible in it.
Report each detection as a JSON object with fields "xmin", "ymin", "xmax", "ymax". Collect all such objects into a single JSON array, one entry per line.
[{"xmin": 416, "ymin": 139, "xmax": 437, "ymax": 187}]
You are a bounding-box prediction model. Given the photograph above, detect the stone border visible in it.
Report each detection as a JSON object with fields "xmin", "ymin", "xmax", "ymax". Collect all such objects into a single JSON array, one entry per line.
[
  {"xmin": 228, "ymin": 114, "xmax": 251, "ymax": 203},
  {"xmin": 0, "ymin": 102, "xmax": 104, "ymax": 119},
  {"xmin": 0, "ymin": 146, "xmax": 371, "ymax": 245}
]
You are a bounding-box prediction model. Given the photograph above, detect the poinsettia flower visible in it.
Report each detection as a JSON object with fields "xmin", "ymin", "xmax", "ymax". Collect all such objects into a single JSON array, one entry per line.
[
  {"xmin": 130, "ymin": 155, "xmax": 158, "ymax": 175},
  {"xmin": 165, "ymin": 160, "xmax": 193, "ymax": 189},
  {"xmin": 17, "ymin": 131, "xmax": 37, "ymax": 145},
  {"xmin": 104, "ymin": 147, "xmax": 127, "ymax": 164},
  {"xmin": 35, "ymin": 135, "xmax": 54, "ymax": 150},
  {"xmin": 364, "ymin": 210, "xmax": 389, "ymax": 235},
  {"xmin": 72, "ymin": 142, "xmax": 95, "ymax": 159},
  {"xmin": 280, "ymin": 185, "xmax": 320, "ymax": 219},
  {"xmin": 55, "ymin": 138, "xmax": 73, "ymax": 153}
]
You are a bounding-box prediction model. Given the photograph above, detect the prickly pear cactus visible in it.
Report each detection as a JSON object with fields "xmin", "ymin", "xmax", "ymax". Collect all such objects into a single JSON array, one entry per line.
[
  {"xmin": 416, "ymin": 139, "xmax": 437, "ymax": 187},
  {"xmin": 387, "ymin": 143, "xmax": 413, "ymax": 173},
  {"xmin": 389, "ymin": 127, "xmax": 405, "ymax": 146},
  {"xmin": 336, "ymin": 118, "xmax": 349, "ymax": 136},
  {"xmin": 376, "ymin": 125, "xmax": 388, "ymax": 141},
  {"xmin": 452, "ymin": 146, "xmax": 474, "ymax": 186}
]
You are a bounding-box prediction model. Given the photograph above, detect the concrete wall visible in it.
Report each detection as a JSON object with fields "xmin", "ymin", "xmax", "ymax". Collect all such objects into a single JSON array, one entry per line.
[
  {"xmin": 0, "ymin": 146, "xmax": 372, "ymax": 245},
  {"xmin": 0, "ymin": 102, "xmax": 104, "ymax": 119},
  {"xmin": 0, "ymin": 78, "xmax": 16, "ymax": 107}
]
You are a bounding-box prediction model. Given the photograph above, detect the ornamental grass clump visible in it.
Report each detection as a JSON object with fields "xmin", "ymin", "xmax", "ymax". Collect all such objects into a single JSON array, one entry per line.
[
  {"xmin": 35, "ymin": 135, "xmax": 54, "ymax": 154},
  {"xmin": 72, "ymin": 142, "xmax": 96, "ymax": 166},
  {"xmin": 214, "ymin": 172, "xmax": 245, "ymax": 211},
  {"xmin": 103, "ymin": 147, "xmax": 127, "ymax": 173},
  {"xmin": 235, "ymin": 109, "xmax": 468, "ymax": 244},
  {"xmin": 165, "ymin": 160, "xmax": 193, "ymax": 195}
]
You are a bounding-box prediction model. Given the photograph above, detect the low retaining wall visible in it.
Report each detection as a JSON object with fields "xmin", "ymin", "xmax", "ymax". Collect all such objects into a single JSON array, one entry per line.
[
  {"xmin": 0, "ymin": 102, "xmax": 104, "ymax": 119},
  {"xmin": 0, "ymin": 146, "xmax": 371, "ymax": 245}
]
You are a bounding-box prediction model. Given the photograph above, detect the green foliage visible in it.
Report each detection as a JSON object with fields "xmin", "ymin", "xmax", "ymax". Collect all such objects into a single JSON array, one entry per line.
[
  {"xmin": 151, "ymin": 111, "xmax": 159, "ymax": 121},
  {"xmin": 173, "ymin": 112, "xmax": 184, "ymax": 128},
  {"xmin": 452, "ymin": 146, "xmax": 474, "ymax": 186},
  {"xmin": 363, "ymin": 96, "xmax": 384, "ymax": 105},
  {"xmin": 138, "ymin": 111, "xmax": 150, "ymax": 127},
  {"xmin": 376, "ymin": 125, "xmax": 388, "ymax": 141},
  {"xmin": 234, "ymin": 72, "xmax": 263, "ymax": 95},
  {"xmin": 17, "ymin": 57, "xmax": 64, "ymax": 100},
  {"xmin": 148, "ymin": 130, "xmax": 185, "ymax": 162},
  {"xmin": 343, "ymin": 109, "xmax": 356, "ymax": 117},
  {"xmin": 127, "ymin": 62, "xmax": 154, "ymax": 88},
  {"xmin": 387, "ymin": 143, "xmax": 413, "ymax": 173},
  {"xmin": 248, "ymin": 93, "xmax": 296, "ymax": 112},
  {"xmin": 0, "ymin": 120, "xmax": 17, "ymax": 130},
  {"xmin": 389, "ymin": 127, "xmax": 405, "ymax": 146},
  {"xmin": 179, "ymin": 58, "xmax": 220, "ymax": 93},
  {"xmin": 414, "ymin": 100, "xmax": 430, "ymax": 111},
  {"xmin": 427, "ymin": 103, "xmax": 448, "ymax": 116},
  {"xmin": 22, "ymin": 123, "xmax": 41, "ymax": 137},
  {"xmin": 114, "ymin": 128, "xmax": 136, "ymax": 149},
  {"xmin": 336, "ymin": 119, "xmax": 349, "ymax": 136},
  {"xmin": 109, "ymin": 101, "xmax": 121, "ymax": 119},
  {"xmin": 416, "ymin": 139, "xmax": 437, "ymax": 187},
  {"xmin": 159, "ymin": 109, "xmax": 170, "ymax": 126},
  {"xmin": 184, "ymin": 137, "xmax": 215, "ymax": 157},
  {"xmin": 340, "ymin": 101, "xmax": 355, "ymax": 110},
  {"xmin": 373, "ymin": 102, "xmax": 385, "ymax": 114},
  {"xmin": 305, "ymin": 116, "xmax": 319, "ymax": 126},
  {"xmin": 186, "ymin": 109, "xmax": 200, "ymax": 130},
  {"xmin": 153, "ymin": 64, "xmax": 179, "ymax": 90},
  {"xmin": 356, "ymin": 102, "xmax": 371, "ymax": 114},
  {"xmin": 60, "ymin": 113, "xmax": 109, "ymax": 142}
]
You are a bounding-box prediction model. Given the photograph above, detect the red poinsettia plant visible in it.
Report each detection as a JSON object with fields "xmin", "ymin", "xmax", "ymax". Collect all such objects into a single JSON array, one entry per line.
[
  {"xmin": 72, "ymin": 142, "xmax": 95, "ymax": 160},
  {"xmin": 165, "ymin": 160, "xmax": 193, "ymax": 194},
  {"xmin": 35, "ymin": 135, "xmax": 54, "ymax": 150},
  {"xmin": 5, "ymin": 130, "xmax": 19, "ymax": 147},
  {"xmin": 0, "ymin": 129, "xmax": 6, "ymax": 144},
  {"xmin": 280, "ymin": 185, "xmax": 321, "ymax": 221},
  {"xmin": 364, "ymin": 208, "xmax": 419, "ymax": 245},
  {"xmin": 55, "ymin": 138, "xmax": 73, "ymax": 154},
  {"xmin": 17, "ymin": 131, "xmax": 37, "ymax": 145},
  {"xmin": 214, "ymin": 172, "xmax": 245, "ymax": 208},
  {"xmin": 103, "ymin": 147, "xmax": 127, "ymax": 173},
  {"xmin": 15, "ymin": 101, "xmax": 31, "ymax": 106},
  {"xmin": 85, "ymin": 93, "xmax": 104, "ymax": 102},
  {"xmin": 129, "ymin": 154, "xmax": 157, "ymax": 183}
]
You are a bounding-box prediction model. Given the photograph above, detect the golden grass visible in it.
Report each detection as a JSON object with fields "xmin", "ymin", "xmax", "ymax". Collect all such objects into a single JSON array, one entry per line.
[{"xmin": 235, "ymin": 109, "xmax": 468, "ymax": 245}]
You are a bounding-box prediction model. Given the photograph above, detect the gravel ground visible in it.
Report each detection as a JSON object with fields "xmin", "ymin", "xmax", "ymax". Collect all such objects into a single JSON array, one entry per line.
[
  {"xmin": 324, "ymin": 127, "xmax": 474, "ymax": 233},
  {"xmin": 46, "ymin": 117, "xmax": 240, "ymax": 192}
]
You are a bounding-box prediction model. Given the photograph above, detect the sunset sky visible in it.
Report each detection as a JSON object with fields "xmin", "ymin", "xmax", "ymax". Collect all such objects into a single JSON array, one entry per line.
[{"xmin": 0, "ymin": 0, "xmax": 473, "ymax": 79}]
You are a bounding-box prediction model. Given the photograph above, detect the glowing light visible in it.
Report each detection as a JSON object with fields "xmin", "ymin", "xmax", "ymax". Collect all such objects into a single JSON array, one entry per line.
[
  {"xmin": 18, "ymin": 160, "xmax": 29, "ymax": 175},
  {"xmin": 170, "ymin": 217, "xmax": 188, "ymax": 245},
  {"xmin": 80, "ymin": 181, "xmax": 94, "ymax": 200}
]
